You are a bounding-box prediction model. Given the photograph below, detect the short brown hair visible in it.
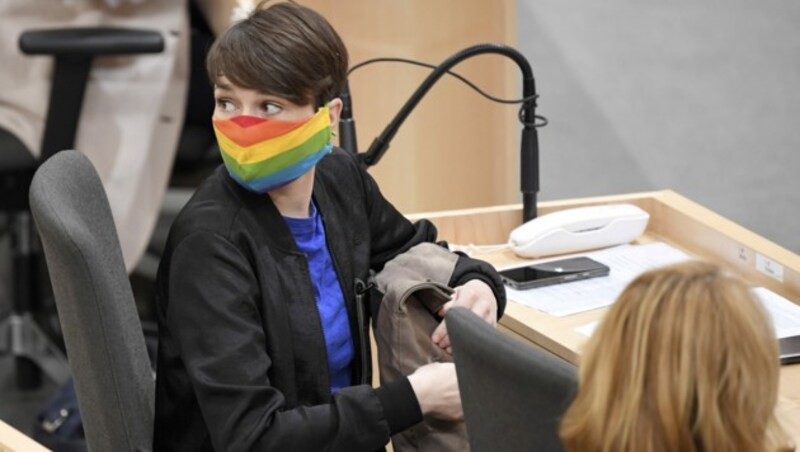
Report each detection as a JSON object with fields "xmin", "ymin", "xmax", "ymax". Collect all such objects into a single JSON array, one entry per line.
[{"xmin": 206, "ymin": 1, "xmax": 348, "ymax": 108}]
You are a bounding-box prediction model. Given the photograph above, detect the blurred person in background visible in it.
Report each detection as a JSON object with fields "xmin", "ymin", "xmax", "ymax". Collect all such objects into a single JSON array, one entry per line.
[
  {"xmin": 560, "ymin": 260, "xmax": 794, "ymax": 452},
  {"xmin": 0, "ymin": 0, "xmax": 188, "ymax": 271}
]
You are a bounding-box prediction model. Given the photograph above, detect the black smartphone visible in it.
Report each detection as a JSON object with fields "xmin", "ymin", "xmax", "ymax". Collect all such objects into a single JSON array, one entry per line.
[
  {"xmin": 499, "ymin": 256, "xmax": 610, "ymax": 290},
  {"xmin": 780, "ymin": 335, "xmax": 800, "ymax": 365}
]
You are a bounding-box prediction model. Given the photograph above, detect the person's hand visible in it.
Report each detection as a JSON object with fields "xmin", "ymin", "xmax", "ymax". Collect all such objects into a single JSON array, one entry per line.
[
  {"xmin": 407, "ymin": 362, "xmax": 463, "ymax": 421},
  {"xmin": 431, "ymin": 279, "xmax": 497, "ymax": 354}
]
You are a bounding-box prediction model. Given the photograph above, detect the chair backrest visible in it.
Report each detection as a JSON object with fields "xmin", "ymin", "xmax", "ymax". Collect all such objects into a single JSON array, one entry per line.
[
  {"xmin": 29, "ymin": 150, "xmax": 154, "ymax": 451},
  {"xmin": 446, "ymin": 307, "xmax": 577, "ymax": 452}
]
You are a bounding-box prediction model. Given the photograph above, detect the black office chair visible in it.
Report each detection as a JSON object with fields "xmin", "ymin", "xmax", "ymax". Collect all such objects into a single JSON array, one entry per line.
[
  {"xmin": 169, "ymin": 0, "xmax": 220, "ymax": 188},
  {"xmin": 0, "ymin": 27, "xmax": 164, "ymax": 390},
  {"xmin": 446, "ymin": 307, "xmax": 578, "ymax": 452}
]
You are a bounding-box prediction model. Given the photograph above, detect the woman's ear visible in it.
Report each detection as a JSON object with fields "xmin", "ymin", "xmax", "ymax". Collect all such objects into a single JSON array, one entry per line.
[{"xmin": 327, "ymin": 98, "xmax": 343, "ymax": 129}]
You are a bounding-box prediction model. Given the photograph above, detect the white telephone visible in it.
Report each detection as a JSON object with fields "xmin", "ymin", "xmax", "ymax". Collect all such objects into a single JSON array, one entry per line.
[{"xmin": 508, "ymin": 204, "xmax": 650, "ymax": 258}]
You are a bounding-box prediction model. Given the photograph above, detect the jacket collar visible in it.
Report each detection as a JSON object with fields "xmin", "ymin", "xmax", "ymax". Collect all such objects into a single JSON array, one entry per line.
[
  {"xmin": 219, "ymin": 166, "xmax": 300, "ymax": 254},
  {"xmin": 312, "ymin": 170, "xmax": 355, "ymax": 295},
  {"xmin": 217, "ymin": 165, "xmax": 355, "ymax": 287}
]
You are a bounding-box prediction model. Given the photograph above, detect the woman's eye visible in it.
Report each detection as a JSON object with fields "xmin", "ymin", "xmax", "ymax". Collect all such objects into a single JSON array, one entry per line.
[
  {"xmin": 216, "ymin": 99, "xmax": 235, "ymax": 113},
  {"xmin": 263, "ymin": 103, "xmax": 282, "ymax": 115}
]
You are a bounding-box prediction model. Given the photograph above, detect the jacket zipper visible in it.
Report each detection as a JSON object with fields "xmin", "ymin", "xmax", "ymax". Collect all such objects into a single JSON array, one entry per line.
[
  {"xmin": 297, "ymin": 255, "xmax": 331, "ymax": 392},
  {"xmin": 354, "ymin": 278, "xmax": 373, "ymax": 385},
  {"xmin": 315, "ymin": 200, "xmax": 369, "ymax": 387}
]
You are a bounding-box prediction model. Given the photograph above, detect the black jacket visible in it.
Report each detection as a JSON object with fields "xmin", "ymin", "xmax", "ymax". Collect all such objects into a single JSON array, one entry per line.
[{"xmin": 153, "ymin": 150, "xmax": 506, "ymax": 452}]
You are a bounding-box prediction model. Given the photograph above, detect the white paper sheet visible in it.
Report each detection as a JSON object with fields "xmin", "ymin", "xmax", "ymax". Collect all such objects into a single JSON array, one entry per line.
[
  {"xmin": 505, "ymin": 242, "xmax": 691, "ymax": 317},
  {"xmin": 753, "ymin": 287, "xmax": 800, "ymax": 339},
  {"xmin": 572, "ymin": 287, "xmax": 800, "ymax": 340}
]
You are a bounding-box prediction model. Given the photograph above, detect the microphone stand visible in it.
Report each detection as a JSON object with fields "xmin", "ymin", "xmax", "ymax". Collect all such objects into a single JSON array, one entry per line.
[
  {"xmin": 339, "ymin": 43, "xmax": 541, "ymax": 222},
  {"xmin": 338, "ymin": 80, "xmax": 359, "ymax": 158}
]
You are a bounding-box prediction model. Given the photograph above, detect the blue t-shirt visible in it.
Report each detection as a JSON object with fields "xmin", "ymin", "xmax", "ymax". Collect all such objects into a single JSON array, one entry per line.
[{"xmin": 283, "ymin": 202, "xmax": 354, "ymax": 393}]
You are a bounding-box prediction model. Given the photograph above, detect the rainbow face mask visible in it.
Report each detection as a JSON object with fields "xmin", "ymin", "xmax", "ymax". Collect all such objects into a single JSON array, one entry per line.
[{"xmin": 213, "ymin": 106, "xmax": 333, "ymax": 194}]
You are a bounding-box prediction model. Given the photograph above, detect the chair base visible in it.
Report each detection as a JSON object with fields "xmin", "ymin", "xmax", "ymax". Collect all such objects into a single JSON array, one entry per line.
[
  {"xmin": 0, "ymin": 313, "xmax": 70, "ymax": 390},
  {"xmin": 0, "ymin": 213, "xmax": 69, "ymax": 390}
]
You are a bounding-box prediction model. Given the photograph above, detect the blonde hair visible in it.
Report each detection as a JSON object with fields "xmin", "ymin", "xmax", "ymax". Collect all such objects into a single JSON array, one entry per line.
[{"xmin": 560, "ymin": 260, "xmax": 794, "ymax": 452}]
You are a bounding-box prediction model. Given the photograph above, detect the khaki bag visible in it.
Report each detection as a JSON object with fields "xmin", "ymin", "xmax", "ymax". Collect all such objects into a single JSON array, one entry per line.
[{"xmin": 374, "ymin": 242, "xmax": 469, "ymax": 452}]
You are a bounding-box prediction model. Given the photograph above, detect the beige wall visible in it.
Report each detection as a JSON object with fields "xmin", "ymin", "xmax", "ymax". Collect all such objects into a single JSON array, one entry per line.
[{"xmin": 200, "ymin": 0, "xmax": 520, "ymax": 214}]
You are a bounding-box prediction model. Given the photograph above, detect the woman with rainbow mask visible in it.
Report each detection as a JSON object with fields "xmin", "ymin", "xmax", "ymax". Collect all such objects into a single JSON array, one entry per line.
[{"xmin": 152, "ymin": 2, "xmax": 506, "ymax": 451}]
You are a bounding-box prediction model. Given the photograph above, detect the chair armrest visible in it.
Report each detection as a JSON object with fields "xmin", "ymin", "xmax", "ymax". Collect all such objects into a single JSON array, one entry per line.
[{"xmin": 19, "ymin": 27, "xmax": 163, "ymax": 57}]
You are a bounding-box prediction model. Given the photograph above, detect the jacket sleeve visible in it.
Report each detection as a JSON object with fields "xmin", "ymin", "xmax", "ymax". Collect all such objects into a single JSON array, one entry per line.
[
  {"xmin": 354, "ymin": 159, "xmax": 506, "ymax": 318},
  {"xmin": 354, "ymin": 159, "xmax": 439, "ymax": 272},
  {"xmin": 165, "ymin": 231, "xmax": 396, "ymax": 452},
  {"xmin": 449, "ymin": 252, "xmax": 507, "ymax": 319}
]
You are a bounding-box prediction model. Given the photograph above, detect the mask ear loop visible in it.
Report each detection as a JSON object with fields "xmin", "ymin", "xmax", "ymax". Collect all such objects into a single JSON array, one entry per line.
[{"xmin": 321, "ymin": 103, "xmax": 337, "ymax": 138}]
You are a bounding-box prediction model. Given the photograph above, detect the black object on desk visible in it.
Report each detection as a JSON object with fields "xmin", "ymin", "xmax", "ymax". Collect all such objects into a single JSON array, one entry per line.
[
  {"xmin": 780, "ymin": 335, "xmax": 800, "ymax": 365},
  {"xmin": 499, "ymin": 256, "xmax": 610, "ymax": 290}
]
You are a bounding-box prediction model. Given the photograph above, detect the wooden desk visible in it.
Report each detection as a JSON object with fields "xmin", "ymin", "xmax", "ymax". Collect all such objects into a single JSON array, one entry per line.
[
  {"xmin": 408, "ymin": 190, "xmax": 800, "ymax": 444},
  {"xmin": 0, "ymin": 420, "xmax": 49, "ymax": 452}
]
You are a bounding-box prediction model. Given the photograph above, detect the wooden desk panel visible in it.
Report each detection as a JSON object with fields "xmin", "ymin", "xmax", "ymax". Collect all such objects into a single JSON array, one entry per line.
[
  {"xmin": 409, "ymin": 190, "xmax": 800, "ymax": 444},
  {"xmin": 0, "ymin": 420, "xmax": 49, "ymax": 452},
  {"xmin": 198, "ymin": 0, "xmax": 520, "ymax": 214},
  {"xmin": 779, "ymin": 365, "xmax": 800, "ymax": 444}
]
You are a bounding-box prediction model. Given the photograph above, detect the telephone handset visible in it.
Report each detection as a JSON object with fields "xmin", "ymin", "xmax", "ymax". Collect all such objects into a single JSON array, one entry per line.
[{"xmin": 508, "ymin": 204, "xmax": 650, "ymax": 258}]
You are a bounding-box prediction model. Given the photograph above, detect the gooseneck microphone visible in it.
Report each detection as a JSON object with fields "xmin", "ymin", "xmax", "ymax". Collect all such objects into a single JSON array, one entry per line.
[
  {"xmin": 341, "ymin": 43, "xmax": 543, "ymax": 223},
  {"xmin": 338, "ymin": 80, "xmax": 358, "ymax": 158}
]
